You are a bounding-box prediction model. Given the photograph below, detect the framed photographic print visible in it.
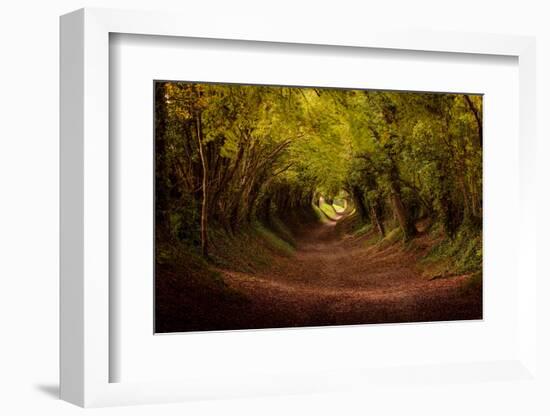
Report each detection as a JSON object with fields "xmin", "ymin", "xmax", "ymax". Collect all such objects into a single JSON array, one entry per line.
[
  {"xmin": 60, "ymin": 8, "xmax": 540, "ymax": 409},
  {"xmin": 152, "ymin": 81, "xmax": 483, "ymax": 334}
]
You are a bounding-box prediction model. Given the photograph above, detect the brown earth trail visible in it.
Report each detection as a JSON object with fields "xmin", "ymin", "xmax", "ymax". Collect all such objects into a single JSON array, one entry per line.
[
  {"xmin": 156, "ymin": 215, "xmax": 482, "ymax": 332},
  {"xmin": 219, "ymin": 216, "xmax": 482, "ymax": 330}
]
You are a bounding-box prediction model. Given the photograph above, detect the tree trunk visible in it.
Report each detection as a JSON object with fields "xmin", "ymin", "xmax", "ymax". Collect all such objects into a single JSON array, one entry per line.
[
  {"xmin": 388, "ymin": 163, "xmax": 416, "ymax": 241},
  {"xmin": 154, "ymin": 82, "xmax": 169, "ymax": 232},
  {"xmin": 195, "ymin": 112, "xmax": 209, "ymax": 257},
  {"xmin": 390, "ymin": 191, "xmax": 416, "ymax": 241},
  {"xmin": 352, "ymin": 186, "xmax": 368, "ymax": 222},
  {"xmin": 261, "ymin": 196, "xmax": 272, "ymax": 226},
  {"xmin": 464, "ymin": 95, "xmax": 483, "ymax": 147},
  {"xmin": 370, "ymin": 201, "xmax": 385, "ymax": 237}
]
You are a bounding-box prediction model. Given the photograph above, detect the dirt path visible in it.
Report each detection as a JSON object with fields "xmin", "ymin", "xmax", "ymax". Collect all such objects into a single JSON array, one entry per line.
[{"xmin": 219, "ymin": 216, "xmax": 482, "ymax": 329}]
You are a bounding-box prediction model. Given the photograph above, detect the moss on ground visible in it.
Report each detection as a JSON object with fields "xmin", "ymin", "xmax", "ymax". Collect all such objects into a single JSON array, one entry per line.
[
  {"xmin": 421, "ymin": 225, "xmax": 482, "ymax": 279},
  {"xmin": 253, "ymin": 221, "xmax": 296, "ymax": 257},
  {"xmin": 377, "ymin": 226, "xmax": 404, "ymax": 249}
]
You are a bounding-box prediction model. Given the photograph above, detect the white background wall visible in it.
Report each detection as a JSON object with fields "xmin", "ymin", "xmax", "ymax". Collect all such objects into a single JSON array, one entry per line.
[{"xmin": 0, "ymin": 1, "xmax": 548, "ymax": 415}]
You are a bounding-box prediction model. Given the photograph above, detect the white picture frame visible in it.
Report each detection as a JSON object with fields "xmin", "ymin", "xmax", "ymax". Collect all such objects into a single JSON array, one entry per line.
[{"xmin": 60, "ymin": 7, "xmax": 538, "ymax": 408}]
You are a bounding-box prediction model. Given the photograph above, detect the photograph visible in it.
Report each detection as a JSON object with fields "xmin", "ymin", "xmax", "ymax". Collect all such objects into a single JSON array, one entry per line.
[{"xmin": 154, "ymin": 81, "xmax": 483, "ymax": 333}]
